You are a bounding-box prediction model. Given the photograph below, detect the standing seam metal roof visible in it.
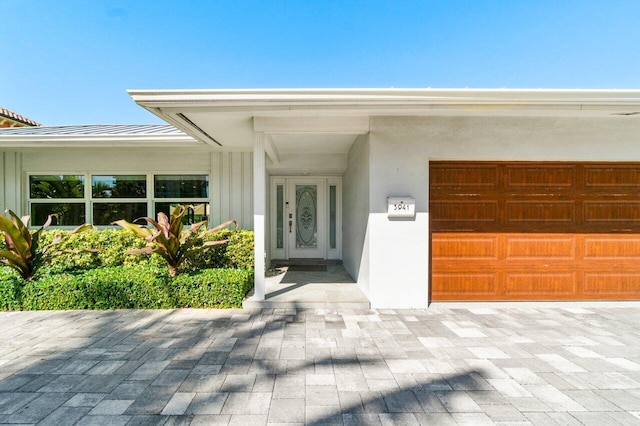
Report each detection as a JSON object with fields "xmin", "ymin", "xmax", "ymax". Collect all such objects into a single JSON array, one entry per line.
[{"xmin": 0, "ymin": 124, "xmax": 185, "ymax": 136}]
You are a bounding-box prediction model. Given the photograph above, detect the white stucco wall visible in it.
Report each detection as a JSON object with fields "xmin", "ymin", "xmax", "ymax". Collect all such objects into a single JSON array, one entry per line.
[
  {"xmin": 16, "ymin": 148, "xmax": 254, "ymax": 229},
  {"xmin": 366, "ymin": 115, "xmax": 640, "ymax": 308},
  {"xmin": 342, "ymin": 134, "xmax": 370, "ymax": 297}
]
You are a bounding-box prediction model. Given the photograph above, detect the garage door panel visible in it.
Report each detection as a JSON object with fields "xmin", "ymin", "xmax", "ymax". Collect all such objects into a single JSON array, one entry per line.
[
  {"xmin": 431, "ymin": 200, "xmax": 498, "ymax": 224},
  {"xmin": 583, "ymin": 273, "xmax": 640, "ymax": 296},
  {"xmin": 583, "ymin": 201, "xmax": 640, "ymax": 224},
  {"xmin": 431, "ymin": 273, "xmax": 499, "ymax": 300},
  {"xmin": 432, "ymin": 234, "xmax": 498, "ymax": 259},
  {"xmin": 583, "ymin": 235, "xmax": 640, "ymax": 259},
  {"xmin": 430, "ymin": 164, "xmax": 499, "ymax": 189},
  {"xmin": 505, "ymin": 201, "xmax": 576, "ymax": 224},
  {"xmin": 430, "ymin": 161, "xmax": 640, "ymax": 301},
  {"xmin": 505, "ymin": 235, "xmax": 575, "ymax": 260},
  {"xmin": 505, "ymin": 272, "xmax": 577, "ymax": 297},
  {"xmin": 584, "ymin": 165, "xmax": 640, "ymax": 191},
  {"xmin": 506, "ymin": 165, "xmax": 575, "ymax": 189}
]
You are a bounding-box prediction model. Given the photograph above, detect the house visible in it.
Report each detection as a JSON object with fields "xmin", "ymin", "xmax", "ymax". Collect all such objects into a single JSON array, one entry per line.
[
  {"xmin": 0, "ymin": 107, "xmax": 40, "ymax": 128},
  {"xmin": 1, "ymin": 89, "xmax": 640, "ymax": 308}
]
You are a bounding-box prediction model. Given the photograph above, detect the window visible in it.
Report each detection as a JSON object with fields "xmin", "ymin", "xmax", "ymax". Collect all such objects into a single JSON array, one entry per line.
[
  {"xmin": 28, "ymin": 173, "xmax": 210, "ymax": 227},
  {"xmin": 276, "ymin": 184, "xmax": 284, "ymax": 249},
  {"xmin": 154, "ymin": 175, "xmax": 209, "ymax": 225},
  {"xmin": 329, "ymin": 185, "xmax": 337, "ymax": 249},
  {"xmin": 92, "ymin": 175, "xmax": 147, "ymax": 225},
  {"xmin": 154, "ymin": 175, "xmax": 208, "ymax": 198},
  {"xmin": 29, "ymin": 175, "xmax": 86, "ymax": 226}
]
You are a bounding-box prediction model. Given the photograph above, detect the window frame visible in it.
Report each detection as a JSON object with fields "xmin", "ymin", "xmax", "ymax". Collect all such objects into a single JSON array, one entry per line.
[{"xmin": 26, "ymin": 171, "xmax": 211, "ymax": 228}]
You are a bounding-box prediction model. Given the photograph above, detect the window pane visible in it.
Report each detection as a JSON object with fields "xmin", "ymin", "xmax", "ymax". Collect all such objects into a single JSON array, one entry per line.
[
  {"xmin": 92, "ymin": 175, "xmax": 146, "ymax": 198},
  {"xmin": 330, "ymin": 185, "xmax": 337, "ymax": 249},
  {"xmin": 155, "ymin": 202, "xmax": 209, "ymax": 225},
  {"xmin": 93, "ymin": 203, "xmax": 147, "ymax": 225},
  {"xmin": 154, "ymin": 175, "xmax": 208, "ymax": 198},
  {"xmin": 276, "ymin": 185, "xmax": 284, "ymax": 249},
  {"xmin": 31, "ymin": 203, "xmax": 85, "ymax": 226},
  {"xmin": 30, "ymin": 175, "xmax": 84, "ymax": 199}
]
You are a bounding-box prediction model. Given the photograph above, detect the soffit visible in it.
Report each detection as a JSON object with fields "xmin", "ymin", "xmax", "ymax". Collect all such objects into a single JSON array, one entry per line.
[{"xmin": 129, "ymin": 88, "xmax": 640, "ymax": 150}]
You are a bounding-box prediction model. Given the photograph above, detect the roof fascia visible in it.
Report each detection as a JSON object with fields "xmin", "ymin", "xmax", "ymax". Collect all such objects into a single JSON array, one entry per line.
[{"xmin": 128, "ymin": 88, "xmax": 640, "ymax": 112}]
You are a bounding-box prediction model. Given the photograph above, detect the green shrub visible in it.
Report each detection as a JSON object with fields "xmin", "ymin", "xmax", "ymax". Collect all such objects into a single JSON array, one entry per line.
[
  {"xmin": 21, "ymin": 273, "xmax": 86, "ymax": 310},
  {"xmin": 12, "ymin": 266, "xmax": 253, "ymax": 310},
  {"xmin": 173, "ymin": 268, "xmax": 254, "ymax": 308},
  {"xmin": 186, "ymin": 229, "xmax": 254, "ymax": 270},
  {"xmin": 0, "ymin": 267, "xmax": 26, "ymax": 310},
  {"xmin": 20, "ymin": 266, "xmax": 173, "ymax": 310},
  {"xmin": 41, "ymin": 229, "xmax": 163, "ymax": 272},
  {"xmin": 80, "ymin": 267, "xmax": 174, "ymax": 309},
  {"xmin": 37, "ymin": 227, "xmax": 253, "ymax": 273}
]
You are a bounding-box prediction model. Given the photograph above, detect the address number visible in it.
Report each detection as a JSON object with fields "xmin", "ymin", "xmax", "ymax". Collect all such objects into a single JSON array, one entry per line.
[{"xmin": 393, "ymin": 202, "xmax": 410, "ymax": 210}]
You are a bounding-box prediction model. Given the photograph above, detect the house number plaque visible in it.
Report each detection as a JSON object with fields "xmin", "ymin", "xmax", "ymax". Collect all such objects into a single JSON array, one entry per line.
[{"xmin": 387, "ymin": 197, "xmax": 415, "ymax": 218}]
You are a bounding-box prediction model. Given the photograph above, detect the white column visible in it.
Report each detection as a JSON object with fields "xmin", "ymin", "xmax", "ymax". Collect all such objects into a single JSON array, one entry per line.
[{"xmin": 253, "ymin": 133, "xmax": 266, "ymax": 300}]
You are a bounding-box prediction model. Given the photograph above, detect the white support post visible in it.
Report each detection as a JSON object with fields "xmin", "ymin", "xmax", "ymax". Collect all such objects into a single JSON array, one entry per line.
[{"xmin": 253, "ymin": 133, "xmax": 266, "ymax": 300}]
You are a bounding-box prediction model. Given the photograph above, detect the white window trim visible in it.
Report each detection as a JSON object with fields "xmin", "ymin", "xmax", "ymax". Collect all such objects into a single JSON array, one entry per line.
[{"xmin": 26, "ymin": 171, "xmax": 212, "ymax": 228}]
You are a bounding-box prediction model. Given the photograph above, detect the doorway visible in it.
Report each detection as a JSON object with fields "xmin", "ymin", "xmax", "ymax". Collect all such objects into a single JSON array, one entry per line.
[{"xmin": 270, "ymin": 176, "xmax": 341, "ymax": 261}]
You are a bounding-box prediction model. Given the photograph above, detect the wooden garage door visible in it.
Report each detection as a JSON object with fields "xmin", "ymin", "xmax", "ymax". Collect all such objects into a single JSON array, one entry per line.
[{"xmin": 430, "ymin": 162, "xmax": 640, "ymax": 300}]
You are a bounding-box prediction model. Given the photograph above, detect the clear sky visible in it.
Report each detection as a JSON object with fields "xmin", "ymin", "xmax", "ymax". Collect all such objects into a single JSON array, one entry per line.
[{"xmin": 2, "ymin": 0, "xmax": 639, "ymax": 125}]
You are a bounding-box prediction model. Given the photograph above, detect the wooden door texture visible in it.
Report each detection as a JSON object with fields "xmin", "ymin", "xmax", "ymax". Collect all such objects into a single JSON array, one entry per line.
[{"xmin": 430, "ymin": 162, "xmax": 640, "ymax": 300}]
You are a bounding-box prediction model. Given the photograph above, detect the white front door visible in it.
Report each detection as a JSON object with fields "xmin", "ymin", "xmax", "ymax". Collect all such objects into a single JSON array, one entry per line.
[{"xmin": 270, "ymin": 177, "xmax": 341, "ymax": 261}]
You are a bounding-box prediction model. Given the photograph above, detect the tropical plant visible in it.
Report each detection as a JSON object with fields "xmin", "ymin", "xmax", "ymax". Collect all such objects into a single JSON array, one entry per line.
[
  {"xmin": 113, "ymin": 205, "xmax": 236, "ymax": 277},
  {"xmin": 0, "ymin": 209, "xmax": 93, "ymax": 281}
]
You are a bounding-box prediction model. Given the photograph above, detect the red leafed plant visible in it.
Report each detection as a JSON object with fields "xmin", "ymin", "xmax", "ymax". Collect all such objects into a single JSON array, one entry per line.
[
  {"xmin": 0, "ymin": 210, "xmax": 93, "ymax": 281},
  {"xmin": 113, "ymin": 205, "xmax": 236, "ymax": 277}
]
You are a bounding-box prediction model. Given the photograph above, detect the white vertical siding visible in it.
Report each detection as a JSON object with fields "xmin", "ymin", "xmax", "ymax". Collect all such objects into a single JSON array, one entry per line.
[
  {"xmin": 0, "ymin": 152, "xmax": 23, "ymax": 215},
  {"xmin": 210, "ymin": 152, "xmax": 222, "ymax": 226},
  {"xmin": 214, "ymin": 152, "xmax": 253, "ymax": 229},
  {"xmin": 243, "ymin": 153, "xmax": 253, "ymax": 228}
]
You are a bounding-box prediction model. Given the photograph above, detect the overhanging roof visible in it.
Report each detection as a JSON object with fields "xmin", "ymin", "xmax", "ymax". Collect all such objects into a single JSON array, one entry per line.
[
  {"xmin": 0, "ymin": 124, "xmax": 199, "ymax": 147},
  {"xmin": 128, "ymin": 88, "xmax": 640, "ymax": 149}
]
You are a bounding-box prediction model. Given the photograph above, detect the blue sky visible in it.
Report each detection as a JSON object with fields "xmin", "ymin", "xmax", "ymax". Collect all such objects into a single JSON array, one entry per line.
[{"xmin": 2, "ymin": 1, "xmax": 639, "ymax": 125}]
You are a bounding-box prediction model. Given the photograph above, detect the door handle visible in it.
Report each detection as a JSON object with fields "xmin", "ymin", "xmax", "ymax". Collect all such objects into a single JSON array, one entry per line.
[{"xmin": 289, "ymin": 220, "xmax": 293, "ymax": 233}]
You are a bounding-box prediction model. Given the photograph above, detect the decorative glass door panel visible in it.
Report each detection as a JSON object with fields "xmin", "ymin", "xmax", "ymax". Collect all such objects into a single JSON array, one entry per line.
[
  {"xmin": 296, "ymin": 185, "xmax": 317, "ymax": 248},
  {"xmin": 288, "ymin": 179, "xmax": 325, "ymax": 258}
]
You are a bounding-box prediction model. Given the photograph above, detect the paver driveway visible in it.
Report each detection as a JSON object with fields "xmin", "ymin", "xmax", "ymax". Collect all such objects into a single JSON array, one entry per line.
[{"xmin": 0, "ymin": 306, "xmax": 639, "ymax": 425}]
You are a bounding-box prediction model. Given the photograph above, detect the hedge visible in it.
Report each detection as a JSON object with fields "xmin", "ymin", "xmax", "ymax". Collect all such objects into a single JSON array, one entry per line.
[
  {"xmin": 184, "ymin": 229, "xmax": 254, "ymax": 271},
  {"xmin": 39, "ymin": 228, "xmax": 254, "ymax": 273},
  {"xmin": 0, "ymin": 268, "xmax": 24, "ymax": 311},
  {"xmin": 0, "ymin": 266, "xmax": 253, "ymax": 310}
]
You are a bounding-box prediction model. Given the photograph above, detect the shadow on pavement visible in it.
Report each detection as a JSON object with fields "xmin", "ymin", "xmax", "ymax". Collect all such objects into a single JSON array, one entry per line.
[{"xmin": 0, "ymin": 307, "xmax": 486, "ymax": 425}]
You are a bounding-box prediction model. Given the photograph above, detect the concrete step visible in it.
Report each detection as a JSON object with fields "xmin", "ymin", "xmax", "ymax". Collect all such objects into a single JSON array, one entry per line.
[{"xmin": 243, "ymin": 295, "xmax": 370, "ymax": 309}]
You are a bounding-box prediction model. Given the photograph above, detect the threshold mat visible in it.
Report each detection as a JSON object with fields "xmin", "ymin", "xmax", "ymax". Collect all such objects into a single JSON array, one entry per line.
[{"xmin": 286, "ymin": 265, "xmax": 328, "ymax": 272}]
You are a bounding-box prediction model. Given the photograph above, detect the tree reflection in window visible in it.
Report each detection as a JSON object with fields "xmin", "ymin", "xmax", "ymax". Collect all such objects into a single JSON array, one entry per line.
[
  {"xmin": 30, "ymin": 175, "xmax": 85, "ymax": 199},
  {"xmin": 92, "ymin": 175, "xmax": 146, "ymax": 198}
]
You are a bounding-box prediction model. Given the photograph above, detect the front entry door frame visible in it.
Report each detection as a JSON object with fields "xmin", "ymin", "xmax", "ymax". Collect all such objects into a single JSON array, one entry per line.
[{"xmin": 270, "ymin": 176, "xmax": 341, "ymax": 261}]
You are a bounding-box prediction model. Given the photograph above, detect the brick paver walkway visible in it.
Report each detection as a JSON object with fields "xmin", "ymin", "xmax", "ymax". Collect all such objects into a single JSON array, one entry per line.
[{"xmin": 0, "ymin": 306, "xmax": 639, "ymax": 425}]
